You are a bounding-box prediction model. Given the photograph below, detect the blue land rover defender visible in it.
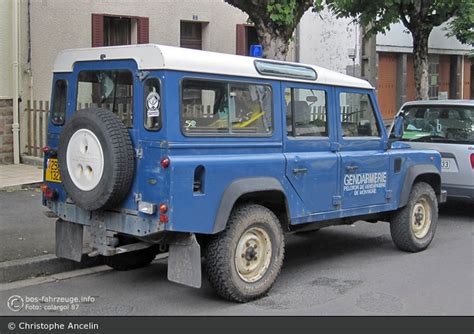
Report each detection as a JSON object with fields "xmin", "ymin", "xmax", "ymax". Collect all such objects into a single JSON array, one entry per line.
[{"xmin": 43, "ymin": 45, "xmax": 446, "ymax": 302}]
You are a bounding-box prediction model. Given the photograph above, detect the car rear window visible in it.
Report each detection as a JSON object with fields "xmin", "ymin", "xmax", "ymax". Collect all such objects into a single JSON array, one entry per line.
[
  {"xmin": 76, "ymin": 70, "xmax": 134, "ymax": 128},
  {"xmin": 402, "ymin": 105, "xmax": 474, "ymax": 144}
]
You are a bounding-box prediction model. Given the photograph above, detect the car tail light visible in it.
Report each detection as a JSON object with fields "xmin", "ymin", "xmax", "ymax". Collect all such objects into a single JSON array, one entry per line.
[
  {"xmin": 159, "ymin": 203, "xmax": 168, "ymax": 214},
  {"xmin": 160, "ymin": 157, "xmax": 170, "ymax": 169},
  {"xmin": 471, "ymin": 154, "xmax": 474, "ymax": 169},
  {"xmin": 41, "ymin": 184, "xmax": 58, "ymax": 200},
  {"xmin": 159, "ymin": 203, "xmax": 168, "ymax": 223}
]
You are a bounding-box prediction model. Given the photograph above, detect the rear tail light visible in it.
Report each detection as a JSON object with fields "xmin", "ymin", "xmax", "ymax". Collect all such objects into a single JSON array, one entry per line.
[
  {"xmin": 470, "ymin": 154, "xmax": 474, "ymax": 169},
  {"xmin": 160, "ymin": 157, "xmax": 170, "ymax": 169},
  {"xmin": 41, "ymin": 184, "xmax": 58, "ymax": 200},
  {"xmin": 159, "ymin": 203, "xmax": 168, "ymax": 223}
]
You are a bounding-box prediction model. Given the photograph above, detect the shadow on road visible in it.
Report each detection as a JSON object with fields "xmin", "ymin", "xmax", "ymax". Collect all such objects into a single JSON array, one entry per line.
[{"xmin": 439, "ymin": 199, "xmax": 474, "ymax": 219}]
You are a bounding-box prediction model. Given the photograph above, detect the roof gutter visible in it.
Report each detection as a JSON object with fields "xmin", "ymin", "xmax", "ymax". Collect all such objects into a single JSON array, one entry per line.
[{"xmin": 11, "ymin": 0, "xmax": 20, "ymax": 164}]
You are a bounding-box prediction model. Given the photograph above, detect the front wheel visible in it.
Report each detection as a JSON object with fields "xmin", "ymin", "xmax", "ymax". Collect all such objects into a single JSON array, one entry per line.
[
  {"xmin": 390, "ymin": 182, "xmax": 438, "ymax": 252},
  {"xmin": 205, "ymin": 204, "xmax": 284, "ymax": 302}
]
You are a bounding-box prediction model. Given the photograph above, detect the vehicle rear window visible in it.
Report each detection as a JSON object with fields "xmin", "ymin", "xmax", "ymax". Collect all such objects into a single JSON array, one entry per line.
[
  {"xmin": 51, "ymin": 79, "xmax": 67, "ymax": 125},
  {"xmin": 402, "ymin": 105, "xmax": 474, "ymax": 144},
  {"xmin": 144, "ymin": 78, "xmax": 161, "ymax": 131},
  {"xmin": 76, "ymin": 70, "xmax": 134, "ymax": 128},
  {"xmin": 181, "ymin": 79, "xmax": 273, "ymax": 136}
]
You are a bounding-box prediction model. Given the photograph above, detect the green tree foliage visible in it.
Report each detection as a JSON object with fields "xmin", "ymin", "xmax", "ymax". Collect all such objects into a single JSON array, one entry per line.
[{"xmin": 324, "ymin": 0, "xmax": 473, "ymax": 100}]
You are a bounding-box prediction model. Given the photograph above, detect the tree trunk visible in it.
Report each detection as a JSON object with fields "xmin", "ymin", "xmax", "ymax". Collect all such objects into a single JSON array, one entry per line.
[
  {"xmin": 258, "ymin": 29, "xmax": 289, "ymax": 61},
  {"xmin": 412, "ymin": 29, "xmax": 431, "ymax": 100}
]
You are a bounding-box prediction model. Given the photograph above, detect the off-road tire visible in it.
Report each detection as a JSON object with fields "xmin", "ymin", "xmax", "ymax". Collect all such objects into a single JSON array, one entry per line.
[
  {"xmin": 390, "ymin": 182, "xmax": 438, "ymax": 252},
  {"xmin": 104, "ymin": 246, "xmax": 159, "ymax": 271},
  {"xmin": 58, "ymin": 108, "xmax": 134, "ymax": 211},
  {"xmin": 204, "ymin": 204, "xmax": 284, "ymax": 303}
]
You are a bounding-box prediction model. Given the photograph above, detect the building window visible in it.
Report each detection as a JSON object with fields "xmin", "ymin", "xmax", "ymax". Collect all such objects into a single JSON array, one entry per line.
[
  {"xmin": 104, "ymin": 16, "xmax": 131, "ymax": 46},
  {"xmin": 428, "ymin": 57, "xmax": 440, "ymax": 99},
  {"xmin": 180, "ymin": 21, "xmax": 202, "ymax": 50},
  {"xmin": 236, "ymin": 24, "xmax": 258, "ymax": 56},
  {"xmin": 92, "ymin": 14, "xmax": 149, "ymax": 47}
]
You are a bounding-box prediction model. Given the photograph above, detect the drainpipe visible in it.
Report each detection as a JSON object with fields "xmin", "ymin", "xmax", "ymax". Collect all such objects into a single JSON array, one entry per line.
[
  {"xmin": 11, "ymin": 0, "xmax": 20, "ymax": 164},
  {"xmin": 460, "ymin": 55, "xmax": 465, "ymax": 100}
]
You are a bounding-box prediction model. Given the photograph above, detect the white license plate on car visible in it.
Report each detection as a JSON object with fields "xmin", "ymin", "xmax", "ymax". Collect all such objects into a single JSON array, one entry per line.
[{"xmin": 441, "ymin": 159, "xmax": 450, "ymax": 170}]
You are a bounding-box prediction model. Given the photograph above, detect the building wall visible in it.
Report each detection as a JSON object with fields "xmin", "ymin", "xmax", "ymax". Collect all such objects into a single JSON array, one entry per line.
[
  {"xmin": 26, "ymin": 0, "xmax": 248, "ymax": 102},
  {"xmin": 0, "ymin": 0, "xmax": 14, "ymax": 164},
  {"xmin": 0, "ymin": 99, "xmax": 14, "ymax": 164},
  {"xmin": 376, "ymin": 22, "xmax": 471, "ymax": 54},
  {"xmin": 0, "ymin": 0, "xmax": 12, "ymax": 99},
  {"xmin": 299, "ymin": 8, "xmax": 359, "ymax": 75}
]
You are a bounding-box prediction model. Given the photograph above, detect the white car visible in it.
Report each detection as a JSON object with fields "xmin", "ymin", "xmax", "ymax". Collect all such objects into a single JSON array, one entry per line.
[{"xmin": 397, "ymin": 100, "xmax": 474, "ymax": 201}]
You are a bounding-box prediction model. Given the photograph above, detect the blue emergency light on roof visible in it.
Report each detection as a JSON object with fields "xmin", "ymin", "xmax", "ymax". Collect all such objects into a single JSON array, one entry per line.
[
  {"xmin": 250, "ymin": 44, "xmax": 263, "ymax": 58},
  {"xmin": 254, "ymin": 60, "xmax": 317, "ymax": 81}
]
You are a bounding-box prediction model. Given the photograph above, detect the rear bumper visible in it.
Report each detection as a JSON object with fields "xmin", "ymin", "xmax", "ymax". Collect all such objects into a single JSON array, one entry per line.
[{"xmin": 443, "ymin": 184, "xmax": 474, "ymax": 201}]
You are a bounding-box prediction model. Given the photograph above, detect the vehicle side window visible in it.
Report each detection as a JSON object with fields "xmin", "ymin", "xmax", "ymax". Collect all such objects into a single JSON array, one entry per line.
[
  {"xmin": 181, "ymin": 79, "xmax": 272, "ymax": 136},
  {"xmin": 76, "ymin": 70, "xmax": 134, "ymax": 128},
  {"xmin": 144, "ymin": 78, "xmax": 161, "ymax": 131},
  {"xmin": 285, "ymin": 88, "xmax": 328, "ymax": 137},
  {"xmin": 51, "ymin": 80, "xmax": 67, "ymax": 125},
  {"xmin": 340, "ymin": 92, "xmax": 380, "ymax": 137}
]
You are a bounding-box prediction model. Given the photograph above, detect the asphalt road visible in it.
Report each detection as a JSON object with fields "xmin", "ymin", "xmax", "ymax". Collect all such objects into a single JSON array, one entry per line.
[
  {"xmin": 0, "ymin": 201, "xmax": 472, "ymax": 316},
  {"xmin": 0, "ymin": 188, "xmax": 56, "ymax": 262}
]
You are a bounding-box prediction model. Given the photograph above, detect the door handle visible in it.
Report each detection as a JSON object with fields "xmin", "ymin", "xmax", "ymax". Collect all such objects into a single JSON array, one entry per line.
[
  {"xmin": 293, "ymin": 168, "xmax": 308, "ymax": 174},
  {"xmin": 345, "ymin": 165, "xmax": 359, "ymax": 173}
]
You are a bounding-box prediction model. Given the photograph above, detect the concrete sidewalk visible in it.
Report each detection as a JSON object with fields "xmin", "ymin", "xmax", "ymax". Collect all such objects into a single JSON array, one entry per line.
[{"xmin": 0, "ymin": 163, "xmax": 43, "ymax": 190}]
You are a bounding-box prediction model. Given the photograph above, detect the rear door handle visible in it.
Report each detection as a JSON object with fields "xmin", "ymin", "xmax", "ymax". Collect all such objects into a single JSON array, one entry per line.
[
  {"xmin": 293, "ymin": 168, "xmax": 308, "ymax": 174},
  {"xmin": 345, "ymin": 165, "xmax": 359, "ymax": 173}
]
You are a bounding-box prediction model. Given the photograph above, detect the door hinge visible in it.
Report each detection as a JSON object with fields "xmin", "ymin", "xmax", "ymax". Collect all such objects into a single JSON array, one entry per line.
[
  {"xmin": 330, "ymin": 142, "xmax": 341, "ymax": 152},
  {"xmin": 135, "ymin": 147, "xmax": 143, "ymax": 159},
  {"xmin": 137, "ymin": 70, "xmax": 150, "ymax": 81},
  {"xmin": 332, "ymin": 195, "xmax": 342, "ymax": 206}
]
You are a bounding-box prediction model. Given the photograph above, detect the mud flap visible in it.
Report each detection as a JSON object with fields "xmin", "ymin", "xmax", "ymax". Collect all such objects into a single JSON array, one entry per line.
[
  {"xmin": 167, "ymin": 234, "xmax": 202, "ymax": 288},
  {"xmin": 55, "ymin": 219, "xmax": 83, "ymax": 262}
]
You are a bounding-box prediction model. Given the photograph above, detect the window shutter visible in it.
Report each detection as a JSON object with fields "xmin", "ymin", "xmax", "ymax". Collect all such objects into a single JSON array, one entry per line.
[
  {"xmin": 91, "ymin": 14, "xmax": 104, "ymax": 47},
  {"xmin": 236, "ymin": 24, "xmax": 247, "ymax": 55},
  {"xmin": 137, "ymin": 17, "xmax": 150, "ymax": 44}
]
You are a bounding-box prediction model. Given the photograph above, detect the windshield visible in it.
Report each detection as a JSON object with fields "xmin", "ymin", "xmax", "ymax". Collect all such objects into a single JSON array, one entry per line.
[{"xmin": 401, "ymin": 105, "xmax": 474, "ymax": 144}]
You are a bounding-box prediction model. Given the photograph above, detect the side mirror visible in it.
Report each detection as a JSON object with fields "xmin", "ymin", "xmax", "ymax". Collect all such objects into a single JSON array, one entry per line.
[{"xmin": 390, "ymin": 114, "xmax": 405, "ymax": 139}]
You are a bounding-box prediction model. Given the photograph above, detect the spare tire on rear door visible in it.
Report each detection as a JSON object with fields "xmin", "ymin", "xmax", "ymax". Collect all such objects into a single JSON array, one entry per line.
[{"xmin": 58, "ymin": 108, "xmax": 135, "ymax": 211}]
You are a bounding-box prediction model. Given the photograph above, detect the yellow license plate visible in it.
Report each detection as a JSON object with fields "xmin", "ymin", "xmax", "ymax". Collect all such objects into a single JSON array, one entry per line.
[{"xmin": 45, "ymin": 158, "xmax": 62, "ymax": 183}]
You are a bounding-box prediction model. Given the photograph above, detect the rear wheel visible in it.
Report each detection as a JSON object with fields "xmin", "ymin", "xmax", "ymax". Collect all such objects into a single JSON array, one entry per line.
[
  {"xmin": 390, "ymin": 182, "xmax": 438, "ymax": 252},
  {"xmin": 205, "ymin": 204, "xmax": 284, "ymax": 302}
]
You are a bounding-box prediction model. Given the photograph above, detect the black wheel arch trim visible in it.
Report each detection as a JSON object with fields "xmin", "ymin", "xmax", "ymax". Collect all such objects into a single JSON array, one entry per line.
[
  {"xmin": 213, "ymin": 177, "xmax": 288, "ymax": 234},
  {"xmin": 399, "ymin": 164, "xmax": 441, "ymax": 208}
]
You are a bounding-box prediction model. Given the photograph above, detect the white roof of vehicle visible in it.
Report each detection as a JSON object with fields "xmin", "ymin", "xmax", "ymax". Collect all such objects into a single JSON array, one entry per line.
[
  {"xmin": 53, "ymin": 44, "xmax": 373, "ymax": 89},
  {"xmin": 402, "ymin": 99, "xmax": 474, "ymax": 108}
]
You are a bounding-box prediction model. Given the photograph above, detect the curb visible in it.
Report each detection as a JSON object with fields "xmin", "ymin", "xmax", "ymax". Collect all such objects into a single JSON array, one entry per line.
[
  {"xmin": 0, "ymin": 182, "xmax": 42, "ymax": 192},
  {"xmin": 0, "ymin": 253, "xmax": 104, "ymax": 283}
]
